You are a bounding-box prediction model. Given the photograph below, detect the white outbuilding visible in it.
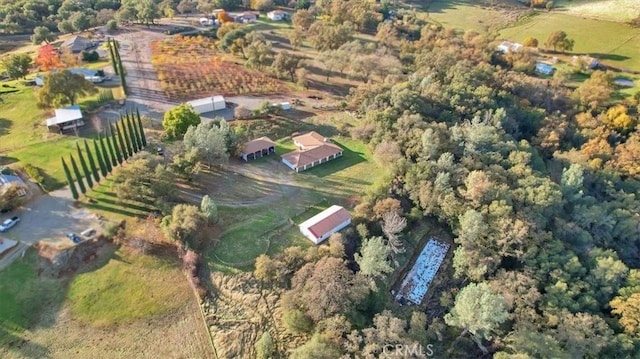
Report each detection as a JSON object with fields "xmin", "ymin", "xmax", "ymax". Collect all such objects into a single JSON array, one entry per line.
[
  {"xmin": 187, "ymin": 96, "xmax": 226, "ymax": 114},
  {"xmin": 45, "ymin": 105, "xmax": 85, "ymax": 132},
  {"xmin": 299, "ymin": 205, "xmax": 351, "ymax": 244}
]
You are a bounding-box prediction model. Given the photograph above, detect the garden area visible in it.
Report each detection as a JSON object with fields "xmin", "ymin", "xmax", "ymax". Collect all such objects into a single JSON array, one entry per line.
[{"xmin": 150, "ymin": 36, "xmax": 287, "ymax": 101}]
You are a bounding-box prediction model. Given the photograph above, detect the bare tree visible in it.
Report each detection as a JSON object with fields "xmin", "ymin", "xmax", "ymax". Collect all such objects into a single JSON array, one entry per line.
[{"xmin": 381, "ymin": 211, "xmax": 407, "ymax": 255}]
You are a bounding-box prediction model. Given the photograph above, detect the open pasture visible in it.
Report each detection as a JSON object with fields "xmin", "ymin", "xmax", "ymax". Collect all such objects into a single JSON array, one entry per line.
[{"xmin": 499, "ymin": 12, "xmax": 640, "ymax": 71}]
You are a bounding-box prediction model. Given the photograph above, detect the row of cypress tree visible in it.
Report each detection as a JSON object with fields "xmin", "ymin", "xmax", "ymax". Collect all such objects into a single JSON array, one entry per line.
[
  {"xmin": 62, "ymin": 109, "xmax": 147, "ymax": 200},
  {"xmin": 106, "ymin": 38, "xmax": 127, "ymax": 96}
]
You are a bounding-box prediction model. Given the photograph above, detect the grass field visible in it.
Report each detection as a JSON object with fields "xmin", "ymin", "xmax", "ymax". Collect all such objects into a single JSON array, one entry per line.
[
  {"xmin": 424, "ymin": 0, "xmax": 518, "ymax": 33},
  {"xmin": 0, "ymin": 250, "xmax": 64, "ymax": 342},
  {"xmin": 499, "ymin": 12, "xmax": 640, "ymax": 70},
  {"xmin": 1, "ymin": 246, "xmax": 213, "ymax": 358},
  {"xmin": 66, "ymin": 249, "xmax": 186, "ymax": 327},
  {"xmin": 0, "ymin": 83, "xmax": 50, "ymax": 151},
  {"xmin": 553, "ymin": 0, "xmax": 640, "ymax": 22}
]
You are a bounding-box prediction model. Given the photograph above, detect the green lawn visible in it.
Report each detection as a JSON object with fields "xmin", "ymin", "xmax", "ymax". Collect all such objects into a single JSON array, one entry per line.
[
  {"xmin": 66, "ymin": 249, "xmax": 186, "ymax": 327},
  {"xmin": 7, "ymin": 137, "xmax": 80, "ymax": 190},
  {"xmin": 499, "ymin": 12, "xmax": 640, "ymax": 71},
  {"xmin": 0, "ymin": 83, "xmax": 49, "ymax": 151},
  {"xmin": 0, "ymin": 250, "xmax": 65, "ymax": 342}
]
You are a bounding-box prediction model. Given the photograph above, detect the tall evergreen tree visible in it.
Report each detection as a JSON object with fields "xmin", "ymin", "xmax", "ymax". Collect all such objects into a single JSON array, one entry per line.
[
  {"xmin": 76, "ymin": 143, "xmax": 93, "ymax": 188},
  {"xmin": 117, "ymin": 56, "xmax": 127, "ymax": 95},
  {"xmin": 84, "ymin": 140, "xmax": 100, "ymax": 183},
  {"xmin": 108, "ymin": 123, "xmax": 122, "ymax": 164},
  {"xmin": 128, "ymin": 111, "xmax": 141, "ymax": 150},
  {"xmin": 125, "ymin": 113, "xmax": 139, "ymax": 152},
  {"xmin": 70, "ymin": 155, "xmax": 86, "ymax": 194},
  {"xmin": 136, "ymin": 108, "xmax": 147, "ymax": 147},
  {"xmin": 62, "ymin": 157, "xmax": 79, "ymax": 200},
  {"xmin": 114, "ymin": 121, "xmax": 129, "ymax": 161},
  {"xmin": 107, "ymin": 38, "xmax": 118, "ymax": 74},
  {"xmin": 93, "ymin": 139, "xmax": 108, "ymax": 177},
  {"xmin": 99, "ymin": 135, "xmax": 113, "ymax": 173},
  {"xmin": 119, "ymin": 117, "xmax": 133, "ymax": 157}
]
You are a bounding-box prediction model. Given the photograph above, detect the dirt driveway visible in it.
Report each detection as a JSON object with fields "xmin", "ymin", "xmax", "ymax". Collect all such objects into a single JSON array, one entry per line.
[{"xmin": 0, "ymin": 189, "xmax": 102, "ymax": 269}]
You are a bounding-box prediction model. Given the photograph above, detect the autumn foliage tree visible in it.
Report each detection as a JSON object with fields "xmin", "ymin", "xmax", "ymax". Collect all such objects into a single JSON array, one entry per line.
[{"xmin": 35, "ymin": 44, "xmax": 63, "ymax": 71}]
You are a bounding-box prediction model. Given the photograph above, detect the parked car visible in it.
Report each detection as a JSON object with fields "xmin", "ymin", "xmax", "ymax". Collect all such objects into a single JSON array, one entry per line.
[
  {"xmin": 156, "ymin": 147, "xmax": 164, "ymax": 156},
  {"xmin": 66, "ymin": 232, "xmax": 82, "ymax": 244},
  {"xmin": 81, "ymin": 228, "xmax": 96, "ymax": 238},
  {"xmin": 0, "ymin": 216, "xmax": 20, "ymax": 232}
]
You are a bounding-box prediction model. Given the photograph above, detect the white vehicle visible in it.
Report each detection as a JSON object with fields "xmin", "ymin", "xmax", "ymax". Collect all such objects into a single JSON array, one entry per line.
[
  {"xmin": 0, "ymin": 216, "xmax": 20, "ymax": 232},
  {"xmin": 81, "ymin": 228, "xmax": 96, "ymax": 238}
]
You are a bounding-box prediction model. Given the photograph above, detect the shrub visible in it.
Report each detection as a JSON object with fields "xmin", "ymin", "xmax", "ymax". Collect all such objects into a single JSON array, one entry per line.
[
  {"xmin": 81, "ymin": 50, "xmax": 100, "ymax": 62},
  {"xmin": 23, "ymin": 164, "xmax": 44, "ymax": 184},
  {"xmin": 106, "ymin": 19, "xmax": 118, "ymax": 32},
  {"xmin": 283, "ymin": 309, "xmax": 314, "ymax": 334},
  {"xmin": 234, "ymin": 106, "xmax": 253, "ymax": 119}
]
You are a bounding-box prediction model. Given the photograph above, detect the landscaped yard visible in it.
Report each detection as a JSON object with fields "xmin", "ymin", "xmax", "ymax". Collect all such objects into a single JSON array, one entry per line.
[{"xmin": 499, "ymin": 12, "xmax": 640, "ymax": 71}]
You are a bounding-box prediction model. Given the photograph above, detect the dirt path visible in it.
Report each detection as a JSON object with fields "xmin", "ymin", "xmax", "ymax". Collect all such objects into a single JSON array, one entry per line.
[{"xmin": 116, "ymin": 31, "xmax": 176, "ymax": 113}]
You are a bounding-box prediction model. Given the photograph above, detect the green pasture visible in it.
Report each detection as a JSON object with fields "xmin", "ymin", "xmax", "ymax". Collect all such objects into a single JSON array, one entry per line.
[
  {"xmin": 66, "ymin": 249, "xmax": 186, "ymax": 327},
  {"xmin": 499, "ymin": 12, "xmax": 640, "ymax": 71}
]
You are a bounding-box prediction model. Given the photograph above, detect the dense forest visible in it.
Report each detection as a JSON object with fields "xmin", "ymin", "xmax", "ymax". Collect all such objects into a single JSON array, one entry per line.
[{"xmin": 344, "ymin": 31, "xmax": 639, "ymax": 359}]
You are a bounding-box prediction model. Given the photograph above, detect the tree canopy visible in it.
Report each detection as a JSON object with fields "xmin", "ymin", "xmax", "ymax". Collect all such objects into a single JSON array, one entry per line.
[
  {"xmin": 163, "ymin": 103, "xmax": 201, "ymax": 139},
  {"xmin": 36, "ymin": 70, "xmax": 97, "ymax": 108}
]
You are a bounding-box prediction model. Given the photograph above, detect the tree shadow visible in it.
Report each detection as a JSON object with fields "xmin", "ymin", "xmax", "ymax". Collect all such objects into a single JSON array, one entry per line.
[
  {"xmin": 306, "ymin": 78, "xmax": 354, "ymax": 97},
  {"xmin": 83, "ymin": 202, "xmax": 147, "ymax": 218},
  {"xmin": 589, "ymin": 53, "xmax": 631, "ymax": 62},
  {"xmin": 0, "ymin": 117, "xmax": 12, "ymax": 137},
  {"xmin": 39, "ymin": 169, "xmax": 65, "ymax": 192},
  {"xmin": 0, "ymin": 155, "xmax": 18, "ymax": 166}
]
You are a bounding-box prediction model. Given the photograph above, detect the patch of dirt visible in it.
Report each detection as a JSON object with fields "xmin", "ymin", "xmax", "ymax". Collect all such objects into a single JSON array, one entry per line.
[{"xmin": 203, "ymin": 272, "xmax": 306, "ymax": 358}]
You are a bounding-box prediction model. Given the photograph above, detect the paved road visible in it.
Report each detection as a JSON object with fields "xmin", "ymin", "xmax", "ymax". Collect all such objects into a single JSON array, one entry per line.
[{"xmin": 0, "ymin": 188, "xmax": 102, "ymax": 269}]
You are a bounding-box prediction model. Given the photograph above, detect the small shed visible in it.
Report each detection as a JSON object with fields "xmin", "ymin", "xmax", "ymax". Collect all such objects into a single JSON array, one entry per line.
[
  {"xmin": 46, "ymin": 105, "xmax": 85, "ymax": 132},
  {"xmin": 280, "ymin": 102, "xmax": 291, "ymax": 110},
  {"xmin": 299, "ymin": 205, "xmax": 351, "ymax": 244},
  {"xmin": 267, "ymin": 10, "xmax": 288, "ymax": 21},
  {"xmin": 241, "ymin": 137, "xmax": 276, "ymax": 161},
  {"xmin": 571, "ymin": 55, "xmax": 600, "ymax": 70},
  {"xmin": 187, "ymin": 96, "xmax": 226, "ymax": 114},
  {"xmin": 233, "ymin": 12, "xmax": 257, "ymax": 23},
  {"xmin": 496, "ymin": 41, "xmax": 522, "ymax": 54}
]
